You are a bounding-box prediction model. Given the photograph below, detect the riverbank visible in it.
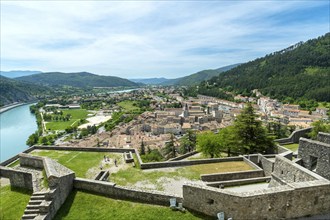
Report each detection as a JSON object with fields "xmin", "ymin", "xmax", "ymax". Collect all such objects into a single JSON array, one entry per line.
[{"xmin": 0, "ymin": 102, "xmax": 26, "ymax": 114}]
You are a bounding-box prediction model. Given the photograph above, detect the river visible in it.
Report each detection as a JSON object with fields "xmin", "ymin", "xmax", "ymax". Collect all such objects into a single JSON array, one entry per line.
[{"xmin": 0, "ymin": 104, "xmax": 37, "ymax": 162}]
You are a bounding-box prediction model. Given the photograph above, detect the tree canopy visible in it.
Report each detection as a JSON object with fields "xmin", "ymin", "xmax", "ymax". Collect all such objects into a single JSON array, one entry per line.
[{"xmin": 197, "ymin": 103, "xmax": 275, "ymax": 157}]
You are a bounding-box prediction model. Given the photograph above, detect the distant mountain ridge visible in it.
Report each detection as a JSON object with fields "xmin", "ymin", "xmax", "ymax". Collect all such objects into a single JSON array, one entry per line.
[
  {"xmin": 199, "ymin": 33, "xmax": 330, "ymax": 101},
  {"xmin": 129, "ymin": 77, "xmax": 171, "ymax": 85},
  {"xmin": 16, "ymin": 72, "xmax": 138, "ymax": 88},
  {"xmin": 0, "ymin": 70, "xmax": 42, "ymax": 78},
  {"xmin": 161, "ymin": 64, "xmax": 240, "ymax": 86}
]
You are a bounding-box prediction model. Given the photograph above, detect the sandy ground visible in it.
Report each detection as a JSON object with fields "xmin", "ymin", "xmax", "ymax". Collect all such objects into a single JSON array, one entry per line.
[{"xmin": 79, "ymin": 115, "xmax": 112, "ymax": 129}]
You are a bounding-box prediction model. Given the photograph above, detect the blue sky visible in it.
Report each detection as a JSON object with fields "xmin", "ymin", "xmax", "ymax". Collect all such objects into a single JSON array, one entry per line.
[{"xmin": 1, "ymin": 1, "xmax": 329, "ymax": 79}]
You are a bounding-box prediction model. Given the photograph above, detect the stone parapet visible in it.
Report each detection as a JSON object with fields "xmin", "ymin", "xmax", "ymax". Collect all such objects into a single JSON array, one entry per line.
[{"xmin": 74, "ymin": 177, "xmax": 182, "ymax": 206}]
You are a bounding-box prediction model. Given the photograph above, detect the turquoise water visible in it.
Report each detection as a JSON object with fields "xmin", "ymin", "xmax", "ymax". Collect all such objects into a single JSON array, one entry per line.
[{"xmin": 0, "ymin": 104, "xmax": 37, "ymax": 162}]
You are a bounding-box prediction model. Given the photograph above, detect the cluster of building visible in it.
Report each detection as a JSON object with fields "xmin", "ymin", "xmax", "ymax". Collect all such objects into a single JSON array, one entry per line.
[{"xmin": 257, "ymin": 95, "xmax": 327, "ymax": 128}]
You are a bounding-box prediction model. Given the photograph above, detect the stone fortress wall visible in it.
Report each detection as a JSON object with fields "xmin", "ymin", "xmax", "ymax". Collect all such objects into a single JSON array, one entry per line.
[
  {"xmin": 0, "ymin": 153, "xmax": 75, "ymax": 220},
  {"xmin": 183, "ymin": 155, "xmax": 330, "ymax": 219},
  {"xmin": 298, "ymin": 132, "xmax": 330, "ymax": 180},
  {"xmin": 1, "ymin": 131, "xmax": 330, "ymax": 219}
]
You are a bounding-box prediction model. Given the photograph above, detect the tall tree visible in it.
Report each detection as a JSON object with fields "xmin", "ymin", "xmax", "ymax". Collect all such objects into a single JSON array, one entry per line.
[
  {"xmin": 197, "ymin": 131, "xmax": 222, "ymax": 158},
  {"xmin": 234, "ymin": 103, "xmax": 274, "ymax": 154},
  {"xmin": 180, "ymin": 130, "xmax": 197, "ymax": 153},
  {"xmin": 308, "ymin": 121, "xmax": 330, "ymax": 139},
  {"xmin": 163, "ymin": 134, "xmax": 176, "ymax": 159}
]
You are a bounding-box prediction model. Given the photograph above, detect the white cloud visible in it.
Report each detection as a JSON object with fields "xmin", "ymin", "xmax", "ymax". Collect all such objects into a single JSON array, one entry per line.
[{"xmin": 1, "ymin": 1, "xmax": 329, "ymax": 78}]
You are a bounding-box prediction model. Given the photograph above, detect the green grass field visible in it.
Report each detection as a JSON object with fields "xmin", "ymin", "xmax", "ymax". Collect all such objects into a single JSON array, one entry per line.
[
  {"xmin": 0, "ymin": 186, "xmax": 31, "ymax": 220},
  {"xmin": 45, "ymin": 109, "xmax": 89, "ymax": 131},
  {"xmin": 54, "ymin": 190, "xmax": 209, "ymax": 220},
  {"xmin": 117, "ymin": 100, "xmax": 140, "ymax": 112},
  {"xmin": 282, "ymin": 143, "xmax": 299, "ymax": 152},
  {"xmin": 30, "ymin": 150, "xmax": 121, "ymax": 178},
  {"xmin": 112, "ymin": 161, "xmax": 254, "ymax": 186}
]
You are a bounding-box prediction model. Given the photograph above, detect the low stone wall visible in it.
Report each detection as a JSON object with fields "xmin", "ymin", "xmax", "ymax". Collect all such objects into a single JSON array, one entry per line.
[
  {"xmin": 275, "ymin": 127, "xmax": 312, "ymax": 144},
  {"xmin": 168, "ymin": 151, "xmax": 198, "ymax": 161},
  {"xmin": 140, "ymin": 157, "xmax": 243, "ymax": 169},
  {"xmin": 0, "ymin": 166, "xmax": 33, "ymax": 190},
  {"xmin": 318, "ymin": 132, "xmax": 330, "ymax": 144},
  {"xmin": 19, "ymin": 153, "xmax": 44, "ymax": 169},
  {"xmin": 246, "ymin": 154, "xmax": 259, "ymax": 166},
  {"xmin": 201, "ymin": 170, "xmax": 264, "ymax": 182},
  {"xmin": 259, "ymin": 155, "xmax": 274, "ymax": 176},
  {"xmin": 74, "ymin": 177, "xmax": 182, "ymax": 206},
  {"xmin": 242, "ymin": 156, "xmax": 262, "ymax": 170},
  {"xmin": 206, "ymin": 176, "xmax": 271, "ymax": 187}
]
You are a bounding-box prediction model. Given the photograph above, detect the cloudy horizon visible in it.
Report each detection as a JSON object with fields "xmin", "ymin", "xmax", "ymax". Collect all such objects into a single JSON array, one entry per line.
[{"xmin": 1, "ymin": 1, "xmax": 329, "ymax": 78}]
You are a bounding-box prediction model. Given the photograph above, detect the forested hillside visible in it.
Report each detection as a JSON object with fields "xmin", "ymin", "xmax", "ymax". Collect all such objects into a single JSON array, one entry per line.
[
  {"xmin": 198, "ymin": 33, "xmax": 330, "ymax": 101},
  {"xmin": 16, "ymin": 72, "xmax": 138, "ymax": 88},
  {"xmin": 0, "ymin": 76, "xmax": 49, "ymax": 106}
]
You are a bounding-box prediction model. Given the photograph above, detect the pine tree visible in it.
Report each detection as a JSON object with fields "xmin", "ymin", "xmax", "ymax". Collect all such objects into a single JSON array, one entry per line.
[{"xmin": 234, "ymin": 103, "xmax": 274, "ymax": 154}]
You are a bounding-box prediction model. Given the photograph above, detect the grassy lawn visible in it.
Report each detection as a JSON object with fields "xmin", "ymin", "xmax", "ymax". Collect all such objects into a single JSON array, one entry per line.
[
  {"xmin": 0, "ymin": 186, "xmax": 31, "ymax": 219},
  {"xmin": 282, "ymin": 143, "xmax": 299, "ymax": 152},
  {"xmin": 45, "ymin": 109, "xmax": 89, "ymax": 131},
  {"xmin": 30, "ymin": 150, "xmax": 121, "ymax": 178},
  {"xmin": 54, "ymin": 190, "xmax": 209, "ymax": 220},
  {"xmin": 112, "ymin": 161, "xmax": 254, "ymax": 186},
  {"xmin": 117, "ymin": 100, "xmax": 140, "ymax": 112}
]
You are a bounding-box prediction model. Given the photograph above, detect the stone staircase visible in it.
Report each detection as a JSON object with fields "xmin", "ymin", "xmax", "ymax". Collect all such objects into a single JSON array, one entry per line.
[{"xmin": 21, "ymin": 190, "xmax": 53, "ymax": 220}]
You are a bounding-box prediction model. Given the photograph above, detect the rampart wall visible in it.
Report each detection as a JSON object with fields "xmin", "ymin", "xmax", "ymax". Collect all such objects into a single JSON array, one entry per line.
[
  {"xmin": 201, "ymin": 170, "xmax": 264, "ymax": 182},
  {"xmin": 19, "ymin": 153, "xmax": 44, "ymax": 169},
  {"xmin": 168, "ymin": 151, "xmax": 198, "ymax": 161},
  {"xmin": 269, "ymin": 156, "xmax": 321, "ymax": 187},
  {"xmin": 74, "ymin": 178, "xmax": 182, "ymax": 206},
  {"xmin": 43, "ymin": 157, "xmax": 75, "ymax": 220},
  {"xmin": 0, "ymin": 166, "xmax": 33, "ymax": 190},
  {"xmin": 275, "ymin": 127, "xmax": 312, "ymax": 144},
  {"xmin": 140, "ymin": 157, "xmax": 243, "ymax": 169}
]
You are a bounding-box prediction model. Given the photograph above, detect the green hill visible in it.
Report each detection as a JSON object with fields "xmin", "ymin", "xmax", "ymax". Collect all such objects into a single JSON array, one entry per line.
[
  {"xmin": 162, "ymin": 64, "xmax": 240, "ymax": 86},
  {"xmin": 16, "ymin": 72, "xmax": 138, "ymax": 88},
  {"xmin": 0, "ymin": 76, "xmax": 49, "ymax": 106},
  {"xmin": 199, "ymin": 33, "xmax": 330, "ymax": 102}
]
